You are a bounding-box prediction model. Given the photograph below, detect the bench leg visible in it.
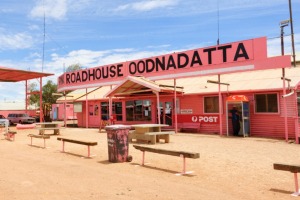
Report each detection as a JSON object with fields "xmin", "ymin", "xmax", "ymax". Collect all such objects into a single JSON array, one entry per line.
[
  {"xmin": 292, "ymin": 173, "xmax": 300, "ymax": 196},
  {"xmin": 43, "ymin": 138, "xmax": 46, "ymax": 148},
  {"xmin": 182, "ymin": 155, "xmax": 186, "ymax": 174},
  {"xmin": 142, "ymin": 151, "xmax": 145, "ymax": 166},
  {"xmin": 175, "ymin": 154, "xmax": 194, "ymax": 176},
  {"xmin": 30, "ymin": 137, "xmax": 33, "ymax": 146},
  {"xmin": 87, "ymin": 146, "xmax": 90, "ymax": 157},
  {"xmin": 62, "ymin": 141, "xmax": 65, "ymax": 152}
]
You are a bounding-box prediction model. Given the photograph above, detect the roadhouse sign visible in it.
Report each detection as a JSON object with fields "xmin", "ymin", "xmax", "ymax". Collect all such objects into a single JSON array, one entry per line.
[
  {"xmin": 57, "ymin": 36, "xmax": 291, "ymax": 92},
  {"xmin": 177, "ymin": 114, "xmax": 219, "ymax": 124}
]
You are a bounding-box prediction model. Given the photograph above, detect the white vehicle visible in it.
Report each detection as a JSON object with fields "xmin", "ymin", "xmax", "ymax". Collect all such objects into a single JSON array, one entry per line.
[{"xmin": 7, "ymin": 113, "xmax": 35, "ymax": 125}]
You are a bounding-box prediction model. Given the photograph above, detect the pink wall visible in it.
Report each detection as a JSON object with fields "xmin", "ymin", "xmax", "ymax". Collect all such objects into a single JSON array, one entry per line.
[
  {"xmin": 52, "ymin": 104, "xmax": 76, "ymax": 121},
  {"xmin": 75, "ymin": 90, "xmax": 297, "ymax": 139}
]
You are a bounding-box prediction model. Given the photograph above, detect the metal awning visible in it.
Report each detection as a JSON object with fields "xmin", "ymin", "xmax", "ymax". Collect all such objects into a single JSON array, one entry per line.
[{"xmin": 0, "ymin": 66, "xmax": 53, "ymax": 82}]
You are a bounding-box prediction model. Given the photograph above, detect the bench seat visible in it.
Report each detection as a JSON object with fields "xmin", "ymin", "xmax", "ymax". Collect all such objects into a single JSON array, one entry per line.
[
  {"xmin": 4, "ymin": 131, "xmax": 17, "ymax": 141},
  {"xmin": 133, "ymin": 145, "xmax": 199, "ymax": 175},
  {"xmin": 57, "ymin": 137, "xmax": 97, "ymax": 158},
  {"xmin": 28, "ymin": 134, "xmax": 50, "ymax": 148},
  {"xmin": 180, "ymin": 122, "xmax": 201, "ymax": 133},
  {"xmin": 274, "ymin": 163, "xmax": 300, "ymax": 196}
]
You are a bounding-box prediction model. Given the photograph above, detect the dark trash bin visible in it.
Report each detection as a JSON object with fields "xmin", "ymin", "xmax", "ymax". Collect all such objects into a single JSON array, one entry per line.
[{"xmin": 105, "ymin": 125, "xmax": 132, "ymax": 163}]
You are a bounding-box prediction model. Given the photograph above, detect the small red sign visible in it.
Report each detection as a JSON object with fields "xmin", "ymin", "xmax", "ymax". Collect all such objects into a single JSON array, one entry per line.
[
  {"xmin": 177, "ymin": 114, "xmax": 219, "ymax": 124},
  {"xmin": 226, "ymin": 95, "xmax": 249, "ymax": 102}
]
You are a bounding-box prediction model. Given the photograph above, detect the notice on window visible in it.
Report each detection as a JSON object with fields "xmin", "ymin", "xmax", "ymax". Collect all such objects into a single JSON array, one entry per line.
[{"xmin": 180, "ymin": 109, "xmax": 193, "ymax": 114}]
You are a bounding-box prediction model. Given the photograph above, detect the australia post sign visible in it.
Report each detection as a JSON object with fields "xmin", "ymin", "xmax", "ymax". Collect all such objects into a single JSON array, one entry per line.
[
  {"xmin": 58, "ymin": 37, "xmax": 291, "ymax": 91},
  {"xmin": 177, "ymin": 114, "xmax": 219, "ymax": 124}
]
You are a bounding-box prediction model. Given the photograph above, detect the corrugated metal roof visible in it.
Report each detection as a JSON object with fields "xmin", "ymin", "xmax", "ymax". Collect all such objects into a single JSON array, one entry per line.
[
  {"xmin": 76, "ymin": 86, "xmax": 113, "ymax": 101},
  {"xmin": 56, "ymin": 87, "xmax": 100, "ymax": 103},
  {"xmin": 156, "ymin": 67, "xmax": 300, "ymax": 94}
]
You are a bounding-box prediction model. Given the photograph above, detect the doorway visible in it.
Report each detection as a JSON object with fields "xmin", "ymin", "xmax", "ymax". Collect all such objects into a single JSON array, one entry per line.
[
  {"xmin": 159, "ymin": 101, "xmax": 173, "ymax": 126},
  {"xmin": 226, "ymin": 95, "xmax": 250, "ymax": 137},
  {"xmin": 88, "ymin": 102, "xmax": 100, "ymax": 127}
]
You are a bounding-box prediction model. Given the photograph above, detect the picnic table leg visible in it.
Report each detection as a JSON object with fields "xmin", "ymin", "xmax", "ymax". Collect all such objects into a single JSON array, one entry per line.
[
  {"xmin": 292, "ymin": 173, "xmax": 300, "ymax": 196},
  {"xmin": 30, "ymin": 137, "xmax": 33, "ymax": 146},
  {"xmin": 165, "ymin": 135, "xmax": 170, "ymax": 143}
]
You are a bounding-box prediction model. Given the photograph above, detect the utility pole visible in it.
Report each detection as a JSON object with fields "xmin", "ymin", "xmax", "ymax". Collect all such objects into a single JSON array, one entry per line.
[{"xmin": 288, "ymin": 0, "xmax": 296, "ymax": 67}]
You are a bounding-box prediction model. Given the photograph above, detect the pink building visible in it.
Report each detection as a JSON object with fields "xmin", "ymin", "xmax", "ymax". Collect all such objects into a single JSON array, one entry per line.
[
  {"xmin": 56, "ymin": 37, "xmax": 300, "ymax": 141},
  {"xmin": 51, "ymin": 103, "xmax": 76, "ymax": 121}
]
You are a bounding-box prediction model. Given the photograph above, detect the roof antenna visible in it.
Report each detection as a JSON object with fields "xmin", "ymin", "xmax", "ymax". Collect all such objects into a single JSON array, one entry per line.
[
  {"xmin": 42, "ymin": 0, "xmax": 46, "ymax": 72},
  {"xmin": 217, "ymin": 0, "xmax": 220, "ymax": 45}
]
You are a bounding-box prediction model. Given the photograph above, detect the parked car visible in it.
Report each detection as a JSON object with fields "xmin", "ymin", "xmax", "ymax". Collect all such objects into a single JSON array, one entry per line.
[
  {"xmin": 0, "ymin": 114, "xmax": 9, "ymax": 127},
  {"xmin": 7, "ymin": 113, "xmax": 36, "ymax": 125}
]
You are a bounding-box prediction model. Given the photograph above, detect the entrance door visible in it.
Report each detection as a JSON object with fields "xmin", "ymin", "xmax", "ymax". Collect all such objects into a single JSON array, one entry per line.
[
  {"xmin": 88, "ymin": 103, "xmax": 100, "ymax": 127},
  {"xmin": 159, "ymin": 101, "xmax": 173, "ymax": 126},
  {"xmin": 226, "ymin": 95, "xmax": 250, "ymax": 137}
]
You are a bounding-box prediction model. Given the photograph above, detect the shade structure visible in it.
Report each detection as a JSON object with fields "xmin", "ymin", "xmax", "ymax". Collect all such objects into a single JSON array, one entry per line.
[{"xmin": 0, "ymin": 66, "xmax": 53, "ymax": 82}]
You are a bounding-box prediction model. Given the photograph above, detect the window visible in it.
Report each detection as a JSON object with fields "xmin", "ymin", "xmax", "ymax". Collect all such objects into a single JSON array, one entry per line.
[
  {"xmin": 255, "ymin": 93, "xmax": 278, "ymax": 113},
  {"xmin": 204, "ymin": 96, "xmax": 219, "ymax": 113},
  {"xmin": 89, "ymin": 104, "xmax": 99, "ymax": 116},
  {"xmin": 94, "ymin": 105, "xmax": 99, "ymax": 116},
  {"xmin": 113, "ymin": 102, "xmax": 122, "ymax": 121},
  {"xmin": 298, "ymin": 92, "xmax": 300, "ymax": 117},
  {"xmin": 101, "ymin": 102, "xmax": 123, "ymax": 121},
  {"xmin": 101, "ymin": 102, "xmax": 109, "ymax": 120},
  {"xmin": 126, "ymin": 100, "xmax": 152, "ymax": 121}
]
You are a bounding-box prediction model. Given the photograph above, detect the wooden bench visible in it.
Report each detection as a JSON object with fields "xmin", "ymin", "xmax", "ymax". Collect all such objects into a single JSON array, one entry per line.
[
  {"xmin": 180, "ymin": 122, "xmax": 201, "ymax": 133},
  {"xmin": 28, "ymin": 134, "xmax": 50, "ymax": 148},
  {"xmin": 273, "ymin": 163, "xmax": 300, "ymax": 196},
  {"xmin": 133, "ymin": 145, "xmax": 200, "ymax": 175},
  {"xmin": 4, "ymin": 131, "xmax": 17, "ymax": 141},
  {"xmin": 57, "ymin": 137, "xmax": 98, "ymax": 158},
  {"xmin": 129, "ymin": 131, "xmax": 175, "ymax": 144}
]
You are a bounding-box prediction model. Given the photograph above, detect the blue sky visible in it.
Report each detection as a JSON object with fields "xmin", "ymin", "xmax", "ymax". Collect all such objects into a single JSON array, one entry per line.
[{"xmin": 0, "ymin": 0, "xmax": 299, "ymax": 102}]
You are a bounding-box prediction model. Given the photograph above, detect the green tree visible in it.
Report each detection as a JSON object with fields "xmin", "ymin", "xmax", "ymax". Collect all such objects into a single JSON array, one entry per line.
[
  {"xmin": 66, "ymin": 63, "xmax": 82, "ymax": 72},
  {"xmin": 42, "ymin": 80, "xmax": 59, "ymax": 104},
  {"xmin": 29, "ymin": 80, "xmax": 59, "ymax": 106},
  {"xmin": 28, "ymin": 82, "xmax": 39, "ymax": 105}
]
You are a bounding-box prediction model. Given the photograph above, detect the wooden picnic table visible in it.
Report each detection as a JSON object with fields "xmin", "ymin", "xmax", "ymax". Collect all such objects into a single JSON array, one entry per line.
[
  {"xmin": 35, "ymin": 122, "xmax": 62, "ymax": 135},
  {"xmin": 129, "ymin": 124, "xmax": 174, "ymax": 144}
]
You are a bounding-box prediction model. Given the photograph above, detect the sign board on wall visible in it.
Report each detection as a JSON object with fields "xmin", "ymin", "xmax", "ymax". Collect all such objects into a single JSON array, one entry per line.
[
  {"xmin": 180, "ymin": 109, "xmax": 193, "ymax": 114},
  {"xmin": 57, "ymin": 37, "xmax": 291, "ymax": 92},
  {"xmin": 74, "ymin": 102, "xmax": 82, "ymax": 113},
  {"xmin": 177, "ymin": 114, "xmax": 219, "ymax": 124}
]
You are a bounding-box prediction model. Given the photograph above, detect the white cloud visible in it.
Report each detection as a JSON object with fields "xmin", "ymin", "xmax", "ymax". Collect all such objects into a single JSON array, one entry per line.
[
  {"xmin": 0, "ymin": 33, "xmax": 33, "ymax": 50},
  {"xmin": 30, "ymin": 0, "xmax": 67, "ymax": 20},
  {"xmin": 267, "ymin": 33, "xmax": 300, "ymax": 57},
  {"xmin": 115, "ymin": 0, "xmax": 179, "ymax": 12}
]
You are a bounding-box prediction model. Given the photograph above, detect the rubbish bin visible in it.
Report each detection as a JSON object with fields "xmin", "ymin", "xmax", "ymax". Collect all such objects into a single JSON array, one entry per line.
[{"xmin": 105, "ymin": 125, "xmax": 132, "ymax": 163}]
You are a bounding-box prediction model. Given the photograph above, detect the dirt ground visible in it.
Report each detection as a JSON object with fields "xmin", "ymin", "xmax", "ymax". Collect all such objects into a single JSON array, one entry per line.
[{"xmin": 0, "ymin": 126, "xmax": 300, "ymax": 200}]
